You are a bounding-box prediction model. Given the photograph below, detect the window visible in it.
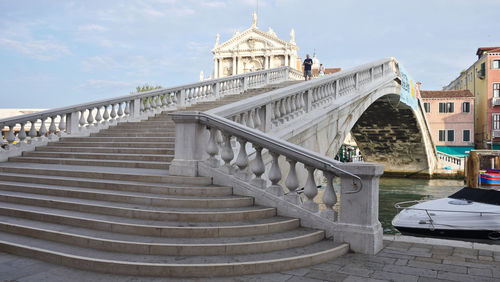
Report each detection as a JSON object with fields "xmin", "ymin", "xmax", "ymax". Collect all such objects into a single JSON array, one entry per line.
[
  {"xmin": 494, "ymin": 83, "xmax": 500, "ymax": 98},
  {"xmin": 493, "ymin": 114, "xmax": 500, "ymax": 130},
  {"xmin": 463, "ymin": 130, "xmax": 470, "ymax": 142},
  {"xmin": 462, "ymin": 102, "xmax": 470, "ymax": 113},
  {"xmin": 439, "ymin": 130, "xmax": 446, "ymax": 142},
  {"xmin": 439, "ymin": 102, "xmax": 454, "ymax": 113},
  {"xmin": 447, "ymin": 130, "xmax": 454, "ymax": 142},
  {"xmin": 424, "ymin": 102, "xmax": 431, "ymax": 113},
  {"xmin": 493, "ymin": 60, "xmax": 500, "ymax": 69}
]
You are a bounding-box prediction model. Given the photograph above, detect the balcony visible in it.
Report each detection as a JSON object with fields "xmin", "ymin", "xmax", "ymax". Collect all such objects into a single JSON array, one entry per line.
[{"xmin": 493, "ymin": 97, "xmax": 500, "ymax": 107}]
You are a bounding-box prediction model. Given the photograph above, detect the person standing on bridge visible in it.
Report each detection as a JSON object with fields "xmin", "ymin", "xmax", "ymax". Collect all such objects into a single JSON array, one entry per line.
[{"xmin": 303, "ymin": 54, "xmax": 313, "ymax": 81}]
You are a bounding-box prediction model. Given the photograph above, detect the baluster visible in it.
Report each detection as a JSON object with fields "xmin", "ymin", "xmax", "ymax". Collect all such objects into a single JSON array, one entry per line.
[
  {"xmin": 58, "ymin": 114, "xmax": 66, "ymax": 136},
  {"xmin": 302, "ymin": 165, "xmax": 319, "ymax": 212},
  {"xmin": 250, "ymin": 146, "xmax": 266, "ymax": 188},
  {"xmin": 95, "ymin": 107, "xmax": 102, "ymax": 125},
  {"xmin": 172, "ymin": 92, "xmax": 178, "ymax": 104},
  {"xmin": 6, "ymin": 125, "xmax": 16, "ymax": 147},
  {"xmin": 124, "ymin": 101, "xmax": 131, "ymax": 115},
  {"xmin": 285, "ymin": 97, "xmax": 291, "ymax": 118},
  {"xmin": 39, "ymin": 118, "xmax": 48, "ymax": 138},
  {"xmin": 28, "ymin": 120, "xmax": 37, "ymax": 143},
  {"xmin": 118, "ymin": 103, "xmax": 124, "ymax": 117},
  {"xmin": 79, "ymin": 110, "xmax": 86, "ymax": 127},
  {"xmin": 145, "ymin": 98, "xmax": 151, "ymax": 111},
  {"xmin": 110, "ymin": 104, "xmax": 117, "ymax": 121},
  {"xmin": 86, "ymin": 108, "xmax": 94, "ymax": 126},
  {"xmin": 267, "ymin": 152, "xmax": 283, "ymax": 196},
  {"xmin": 162, "ymin": 95, "xmax": 168, "ymax": 108},
  {"xmin": 235, "ymin": 138, "xmax": 249, "ymax": 180},
  {"xmin": 247, "ymin": 110, "xmax": 255, "ymax": 128},
  {"xmin": 234, "ymin": 115, "xmax": 241, "ymax": 125},
  {"xmin": 241, "ymin": 112, "xmax": 248, "ymax": 127},
  {"xmin": 321, "ymin": 171, "xmax": 338, "ymax": 220},
  {"xmin": 150, "ymin": 96, "xmax": 156, "ymax": 109},
  {"xmin": 254, "ymin": 107, "xmax": 262, "ymax": 130},
  {"xmin": 140, "ymin": 99, "xmax": 145, "ymax": 112},
  {"xmin": 220, "ymin": 133, "xmax": 234, "ymax": 174},
  {"xmin": 206, "ymin": 127, "xmax": 219, "ymax": 168},
  {"xmin": 290, "ymin": 95, "xmax": 297, "ymax": 116},
  {"xmin": 48, "ymin": 116, "xmax": 57, "ymax": 138},
  {"xmin": 279, "ymin": 98, "xmax": 287, "ymax": 121},
  {"xmin": 284, "ymin": 158, "xmax": 300, "ymax": 204},
  {"xmin": 103, "ymin": 105, "xmax": 110, "ymax": 122},
  {"xmin": 17, "ymin": 123, "xmax": 27, "ymax": 144},
  {"xmin": 274, "ymin": 100, "xmax": 281, "ymax": 121}
]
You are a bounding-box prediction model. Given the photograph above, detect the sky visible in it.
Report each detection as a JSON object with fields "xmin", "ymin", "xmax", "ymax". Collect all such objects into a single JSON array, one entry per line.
[{"xmin": 1, "ymin": 0, "xmax": 499, "ymax": 109}]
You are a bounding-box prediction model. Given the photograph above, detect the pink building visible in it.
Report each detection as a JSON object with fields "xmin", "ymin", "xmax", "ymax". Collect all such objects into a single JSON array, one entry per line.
[{"xmin": 420, "ymin": 90, "xmax": 475, "ymax": 156}]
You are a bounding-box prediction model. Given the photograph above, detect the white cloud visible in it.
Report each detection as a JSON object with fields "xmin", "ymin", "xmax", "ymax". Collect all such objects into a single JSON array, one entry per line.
[
  {"xmin": 78, "ymin": 24, "xmax": 108, "ymax": 32},
  {"xmin": 0, "ymin": 37, "xmax": 71, "ymax": 61}
]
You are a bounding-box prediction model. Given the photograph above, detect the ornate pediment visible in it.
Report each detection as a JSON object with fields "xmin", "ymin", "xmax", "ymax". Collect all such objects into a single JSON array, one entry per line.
[{"xmin": 212, "ymin": 27, "xmax": 297, "ymax": 53}]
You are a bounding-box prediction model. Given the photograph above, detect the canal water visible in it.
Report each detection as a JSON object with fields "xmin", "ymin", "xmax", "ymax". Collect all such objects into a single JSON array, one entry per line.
[{"xmin": 379, "ymin": 177, "xmax": 464, "ymax": 234}]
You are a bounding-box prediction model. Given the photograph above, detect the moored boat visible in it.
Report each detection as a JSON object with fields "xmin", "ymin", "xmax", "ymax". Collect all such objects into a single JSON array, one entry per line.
[
  {"xmin": 479, "ymin": 169, "xmax": 500, "ymax": 186},
  {"xmin": 392, "ymin": 187, "xmax": 500, "ymax": 240}
]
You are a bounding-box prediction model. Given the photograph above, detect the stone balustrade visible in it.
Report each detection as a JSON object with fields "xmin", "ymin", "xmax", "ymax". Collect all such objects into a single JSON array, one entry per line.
[
  {"xmin": 169, "ymin": 111, "xmax": 384, "ymax": 254},
  {"xmin": 0, "ymin": 66, "xmax": 296, "ymax": 161},
  {"xmin": 208, "ymin": 58, "xmax": 395, "ymax": 133}
]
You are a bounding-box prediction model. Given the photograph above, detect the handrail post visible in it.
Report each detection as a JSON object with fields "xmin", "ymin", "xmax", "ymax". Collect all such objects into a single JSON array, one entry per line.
[
  {"xmin": 169, "ymin": 112, "xmax": 207, "ymax": 177},
  {"xmin": 335, "ymin": 162, "xmax": 384, "ymax": 255},
  {"xmin": 243, "ymin": 77, "xmax": 248, "ymax": 91},
  {"xmin": 179, "ymin": 89, "xmax": 186, "ymax": 107},
  {"xmin": 131, "ymin": 98, "xmax": 141, "ymax": 120},
  {"xmin": 66, "ymin": 111, "xmax": 79, "ymax": 134}
]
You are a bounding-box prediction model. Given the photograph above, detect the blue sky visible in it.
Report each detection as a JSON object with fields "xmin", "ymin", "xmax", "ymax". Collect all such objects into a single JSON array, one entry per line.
[{"xmin": 1, "ymin": 0, "xmax": 499, "ymax": 108}]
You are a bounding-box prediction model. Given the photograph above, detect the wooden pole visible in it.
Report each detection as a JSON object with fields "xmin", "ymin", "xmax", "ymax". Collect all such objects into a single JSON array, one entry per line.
[{"xmin": 466, "ymin": 151, "xmax": 479, "ymax": 188}]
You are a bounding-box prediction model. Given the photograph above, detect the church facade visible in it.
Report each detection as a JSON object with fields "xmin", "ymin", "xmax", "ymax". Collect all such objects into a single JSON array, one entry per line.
[{"xmin": 211, "ymin": 13, "xmax": 300, "ymax": 79}]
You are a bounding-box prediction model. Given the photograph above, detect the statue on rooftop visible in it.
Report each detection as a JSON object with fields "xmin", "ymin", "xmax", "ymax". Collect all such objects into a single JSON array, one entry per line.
[
  {"xmin": 214, "ymin": 33, "xmax": 220, "ymax": 47},
  {"xmin": 252, "ymin": 12, "xmax": 258, "ymax": 28},
  {"xmin": 290, "ymin": 28, "xmax": 295, "ymax": 44}
]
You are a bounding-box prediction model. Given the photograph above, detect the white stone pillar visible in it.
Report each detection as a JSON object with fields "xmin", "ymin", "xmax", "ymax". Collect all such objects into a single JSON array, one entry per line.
[
  {"xmin": 269, "ymin": 55, "xmax": 274, "ymax": 69},
  {"xmin": 218, "ymin": 58, "xmax": 223, "ymax": 78},
  {"xmin": 284, "ymin": 53, "xmax": 289, "ymax": 67},
  {"xmin": 213, "ymin": 57, "xmax": 218, "ymax": 79},
  {"xmin": 232, "ymin": 57, "xmax": 236, "ymax": 75}
]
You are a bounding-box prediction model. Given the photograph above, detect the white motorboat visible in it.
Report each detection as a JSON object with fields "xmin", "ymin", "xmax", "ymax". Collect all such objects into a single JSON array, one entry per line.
[{"xmin": 392, "ymin": 187, "xmax": 500, "ymax": 240}]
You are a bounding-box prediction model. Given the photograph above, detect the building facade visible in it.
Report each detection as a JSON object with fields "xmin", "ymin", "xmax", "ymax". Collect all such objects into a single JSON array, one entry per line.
[
  {"xmin": 420, "ymin": 90, "xmax": 475, "ymax": 156},
  {"xmin": 444, "ymin": 47, "xmax": 500, "ymax": 148},
  {"xmin": 211, "ymin": 13, "xmax": 300, "ymax": 79}
]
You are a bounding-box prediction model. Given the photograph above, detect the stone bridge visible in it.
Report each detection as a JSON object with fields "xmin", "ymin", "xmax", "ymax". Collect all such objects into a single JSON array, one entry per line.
[{"xmin": 0, "ymin": 59, "xmax": 443, "ymax": 277}]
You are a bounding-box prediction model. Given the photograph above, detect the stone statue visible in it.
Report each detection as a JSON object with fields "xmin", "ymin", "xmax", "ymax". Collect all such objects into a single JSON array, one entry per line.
[
  {"xmin": 252, "ymin": 12, "xmax": 257, "ymax": 28},
  {"xmin": 268, "ymin": 27, "xmax": 277, "ymax": 37},
  {"xmin": 199, "ymin": 71, "xmax": 204, "ymax": 81},
  {"xmin": 290, "ymin": 28, "xmax": 295, "ymax": 44},
  {"xmin": 214, "ymin": 33, "xmax": 220, "ymax": 47}
]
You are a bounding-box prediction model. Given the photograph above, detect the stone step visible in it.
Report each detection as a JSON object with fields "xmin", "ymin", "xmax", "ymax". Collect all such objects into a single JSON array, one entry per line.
[
  {"xmin": 0, "ymin": 231, "xmax": 348, "ymax": 277},
  {"xmin": 0, "ymin": 163, "xmax": 211, "ymax": 185},
  {"xmin": 0, "ymin": 191, "xmax": 274, "ymax": 222},
  {"xmin": 0, "ymin": 203, "xmax": 299, "ymax": 237},
  {"xmin": 0, "ymin": 173, "xmax": 231, "ymax": 196},
  {"xmin": 35, "ymin": 146, "xmax": 174, "ymax": 155},
  {"xmin": 8, "ymin": 156, "xmax": 171, "ymax": 169},
  {"xmin": 61, "ymin": 136, "xmax": 176, "ymax": 142},
  {"xmin": 0, "ymin": 181, "xmax": 247, "ymax": 208},
  {"xmin": 47, "ymin": 141, "xmax": 174, "ymax": 148},
  {"xmin": 0, "ymin": 216, "xmax": 324, "ymax": 255},
  {"xmin": 91, "ymin": 132, "xmax": 176, "ymax": 137},
  {"xmin": 22, "ymin": 151, "xmax": 174, "ymax": 162}
]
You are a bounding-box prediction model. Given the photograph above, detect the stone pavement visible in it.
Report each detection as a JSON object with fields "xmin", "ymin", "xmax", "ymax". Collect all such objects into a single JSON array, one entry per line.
[{"xmin": 1, "ymin": 236, "xmax": 499, "ymax": 282}]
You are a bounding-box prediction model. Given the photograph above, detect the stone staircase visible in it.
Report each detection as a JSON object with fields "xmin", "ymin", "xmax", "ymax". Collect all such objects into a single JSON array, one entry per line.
[{"xmin": 0, "ymin": 81, "xmax": 349, "ymax": 277}]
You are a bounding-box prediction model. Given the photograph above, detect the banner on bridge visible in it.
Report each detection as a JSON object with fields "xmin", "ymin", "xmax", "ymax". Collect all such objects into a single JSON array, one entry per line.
[{"xmin": 399, "ymin": 65, "xmax": 418, "ymax": 110}]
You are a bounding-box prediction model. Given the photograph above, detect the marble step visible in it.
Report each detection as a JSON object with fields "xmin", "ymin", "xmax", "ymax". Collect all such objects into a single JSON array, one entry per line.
[
  {"xmin": 8, "ymin": 156, "xmax": 171, "ymax": 169},
  {"xmin": 0, "ymin": 216, "xmax": 324, "ymax": 255},
  {"xmin": 0, "ymin": 172, "xmax": 231, "ymax": 196},
  {"xmin": 0, "ymin": 202, "xmax": 299, "ymax": 237},
  {"xmin": 0, "ymin": 163, "xmax": 211, "ymax": 185},
  {"xmin": 47, "ymin": 141, "xmax": 175, "ymax": 148},
  {"xmin": 91, "ymin": 132, "xmax": 176, "ymax": 137},
  {"xmin": 0, "ymin": 231, "xmax": 348, "ymax": 277},
  {"xmin": 35, "ymin": 146, "xmax": 174, "ymax": 155},
  {"xmin": 0, "ymin": 181, "xmax": 247, "ymax": 208},
  {"xmin": 61, "ymin": 136, "xmax": 176, "ymax": 142},
  {"xmin": 23, "ymin": 151, "xmax": 174, "ymax": 162},
  {"xmin": 0, "ymin": 190, "xmax": 273, "ymax": 222}
]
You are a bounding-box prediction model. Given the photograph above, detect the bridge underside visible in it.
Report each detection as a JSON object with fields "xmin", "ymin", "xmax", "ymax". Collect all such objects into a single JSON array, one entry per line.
[{"xmin": 350, "ymin": 95, "xmax": 431, "ymax": 177}]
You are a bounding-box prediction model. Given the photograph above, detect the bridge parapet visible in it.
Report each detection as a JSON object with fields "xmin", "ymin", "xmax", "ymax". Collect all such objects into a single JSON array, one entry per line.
[
  {"xmin": 169, "ymin": 111, "xmax": 384, "ymax": 255},
  {"xmin": 0, "ymin": 66, "xmax": 293, "ymax": 161}
]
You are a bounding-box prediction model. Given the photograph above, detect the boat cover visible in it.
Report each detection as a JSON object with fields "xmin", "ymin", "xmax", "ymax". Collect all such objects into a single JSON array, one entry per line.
[{"xmin": 450, "ymin": 187, "xmax": 500, "ymax": 206}]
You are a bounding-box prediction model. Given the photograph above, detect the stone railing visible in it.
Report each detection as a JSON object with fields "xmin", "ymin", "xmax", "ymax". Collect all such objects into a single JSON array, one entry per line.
[
  {"xmin": 170, "ymin": 111, "xmax": 384, "ymax": 255},
  {"xmin": 437, "ymin": 151, "xmax": 465, "ymax": 168},
  {"xmin": 207, "ymin": 58, "xmax": 395, "ymax": 133},
  {"xmin": 0, "ymin": 66, "xmax": 293, "ymax": 161}
]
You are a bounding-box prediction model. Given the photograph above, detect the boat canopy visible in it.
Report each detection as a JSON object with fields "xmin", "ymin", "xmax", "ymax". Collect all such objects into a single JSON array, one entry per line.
[{"xmin": 450, "ymin": 187, "xmax": 500, "ymax": 206}]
